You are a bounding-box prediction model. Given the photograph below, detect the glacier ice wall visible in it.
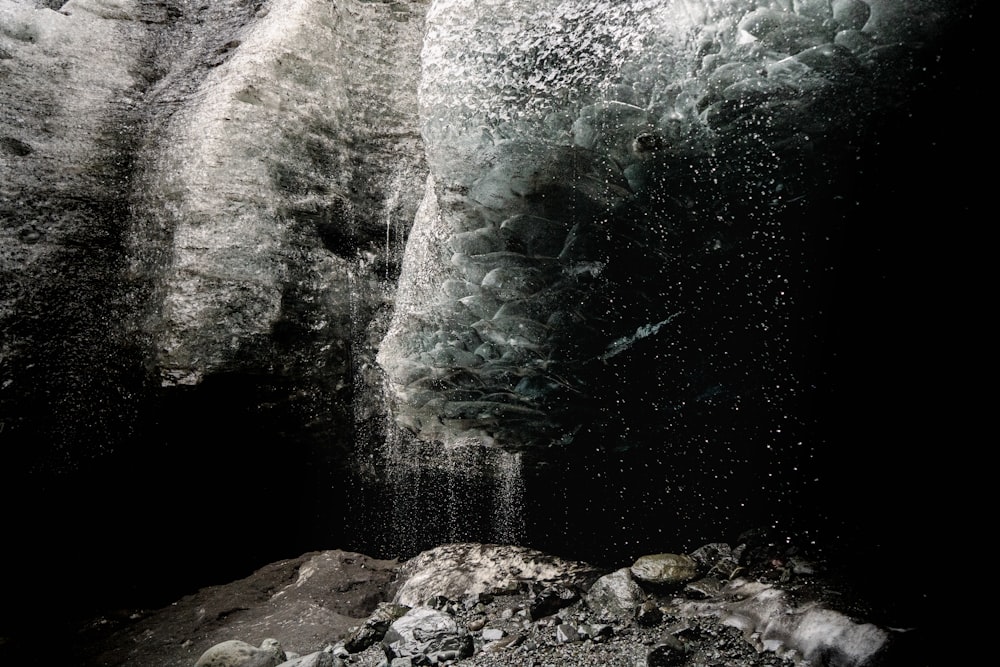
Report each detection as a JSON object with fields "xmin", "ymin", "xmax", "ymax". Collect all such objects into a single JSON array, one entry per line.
[{"xmin": 377, "ymin": 0, "xmax": 967, "ymax": 452}]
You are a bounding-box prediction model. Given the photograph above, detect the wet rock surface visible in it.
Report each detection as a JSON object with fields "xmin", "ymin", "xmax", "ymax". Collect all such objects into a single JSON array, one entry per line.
[{"xmin": 67, "ymin": 550, "xmax": 399, "ymax": 667}]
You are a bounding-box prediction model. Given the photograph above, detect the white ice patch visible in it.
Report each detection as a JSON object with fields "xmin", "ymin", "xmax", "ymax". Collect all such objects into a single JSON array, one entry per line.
[{"xmin": 679, "ymin": 578, "xmax": 890, "ymax": 667}]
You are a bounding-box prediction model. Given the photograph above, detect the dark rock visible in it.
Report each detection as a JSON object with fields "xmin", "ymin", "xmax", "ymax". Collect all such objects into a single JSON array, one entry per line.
[
  {"xmin": 343, "ymin": 602, "xmax": 411, "ymax": 653},
  {"xmin": 688, "ymin": 543, "xmax": 741, "ymax": 579},
  {"xmin": 582, "ymin": 623, "xmax": 614, "ymax": 642},
  {"xmin": 0, "ymin": 135, "xmax": 33, "ymax": 156},
  {"xmin": 461, "ymin": 592, "xmax": 494, "ymax": 609},
  {"xmin": 529, "ymin": 585, "xmax": 580, "ymax": 620},
  {"xmin": 636, "ymin": 601, "xmax": 664, "ymax": 628},
  {"xmin": 481, "ymin": 632, "xmax": 524, "ymax": 652},
  {"xmin": 646, "ymin": 642, "xmax": 686, "ymax": 667}
]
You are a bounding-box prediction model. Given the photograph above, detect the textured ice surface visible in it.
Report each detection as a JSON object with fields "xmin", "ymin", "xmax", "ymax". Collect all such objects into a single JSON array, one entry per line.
[
  {"xmin": 129, "ymin": 0, "xmax": 427, "ymax": 384},
  {"xmin": 680, "ymin": 578, "xmax": 890, "ymax": 666},
  {"xmin": 377, "ymin": 0, "xmax": 967, "ymax": 454},
  {"xmin": 376, "ymin": 0, "xmax": 968, "ymax": 458}
]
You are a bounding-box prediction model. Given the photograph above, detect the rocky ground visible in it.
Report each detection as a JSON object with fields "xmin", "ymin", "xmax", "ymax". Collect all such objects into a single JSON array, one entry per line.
[
  {"xmin": 341, "ymin": 591, "xmax": 799, "ymax": 667},
  {"xmin": 46, "ymin": 537, "xmax": 928, "ymax": 667}
]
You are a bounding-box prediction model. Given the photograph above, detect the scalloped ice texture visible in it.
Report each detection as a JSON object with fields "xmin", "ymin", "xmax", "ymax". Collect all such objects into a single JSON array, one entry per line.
[{"xmin": 376, "ymin": 0, "xmax": 963, "ymax": 451}]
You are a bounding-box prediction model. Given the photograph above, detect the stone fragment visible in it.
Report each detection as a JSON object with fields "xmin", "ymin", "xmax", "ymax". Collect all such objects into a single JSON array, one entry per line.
[
  {"xmin": 461, "ymin": 592, "xmax": 494, "ymax": 608},
  {"xmin": 630, "ymin": 554, "xmax": 698, "ymax": 586},
  {"xmin": 646, "ymin": 642, "xmax": 686, "ymax": 666},
  {"xmin": 684, "ymin": 577, "xmax": 725, "ymax": 599},
  {"xmin": 529, "ymin": 584, "xmax": 580, "ymax": 620},
  {"xmin": 586, "ymin": 623, "xmax": 614, "ymax": 642},
  {"xmin": 555, "ymin": 623, "xmax": 580, "ymax": 643},
  {"xmin": 481, "ymin": 627, "xmax": 504, "ymax": 641},
  {"xmin": 343, "ymin": 602, "xmax": 411, "ymax": 653},
  {"xmin": 382, "ymin": 606, "xmax": 473, "ymax": 663},
  {"xmin": 481, "ymin": 632, "xmax": 523, "ymax": 652},
  {"xmin": 275, "ymin": 650, "xmax": 343, "ymax": 667},
  {"xmin": 194, "ymin": 639, "xmax": 286, "ymax": 667},
  {"xmin": 689, "ymin": 542, "xmax": 740, "ymax": 579},
  {"xmin": 584, "ymin": 568, "xmax": 644, "ymax": 621},
  {"xmin": 637, "ymin": 600, "xmax": 664, "ymax": 627}
]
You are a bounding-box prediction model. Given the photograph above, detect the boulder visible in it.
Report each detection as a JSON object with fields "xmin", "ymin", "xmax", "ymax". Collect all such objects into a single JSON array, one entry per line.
[
  {"xmin": 381, "ymin": 606, "xmax": 473, "ymax": 664},
  {"xmin": 343, "ymin": 602, "xmax": 411, "ymax": 653},
  {"xmin": 584, "ymin": 568, "xmax": 645, "ymax": 622},
  {"xmin": 630, "ymin": 554, "xmax": 698, "ymax": 587},
  {"xmin": 392, "ymin": 543, "xmax": 600, "ymax": 608},
  {"xmin": 194, "ymin": 639, "xmax": 286, "ymax": 667}
]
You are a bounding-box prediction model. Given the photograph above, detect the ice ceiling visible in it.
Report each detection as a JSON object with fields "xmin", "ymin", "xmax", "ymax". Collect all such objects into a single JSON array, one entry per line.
[{"xmin": 376, "ymin": 0, "xmax": 952, "ymax": 452}]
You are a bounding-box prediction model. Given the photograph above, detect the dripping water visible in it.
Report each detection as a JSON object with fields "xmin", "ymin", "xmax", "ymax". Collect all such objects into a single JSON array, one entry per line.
[
  {"xmin": 364, "ymin": 402, "xmax": 528, "ymax": 558},
  {"xmin": 382, "ymin": 159, "xmax": 421, "ymax": 284},
  {"xmin": 492, "ymin": 450, "xmax": 525, "ymax": 544}
]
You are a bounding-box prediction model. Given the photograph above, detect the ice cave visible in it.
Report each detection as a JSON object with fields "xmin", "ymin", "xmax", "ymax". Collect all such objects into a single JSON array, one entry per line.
[{"xmin": 0, "ymin": 0, "xmax": 976, "ymax": 664}]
